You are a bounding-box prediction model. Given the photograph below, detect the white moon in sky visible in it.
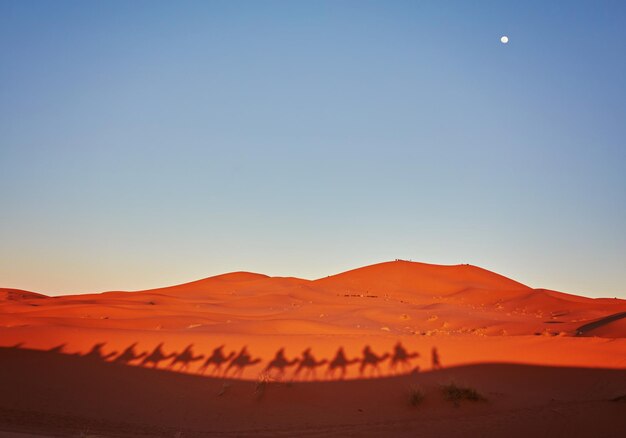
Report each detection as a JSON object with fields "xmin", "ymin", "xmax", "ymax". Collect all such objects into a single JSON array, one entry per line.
[{"xmin": 500, "ymin": 35, "xmax": 509, "ymax": 44}]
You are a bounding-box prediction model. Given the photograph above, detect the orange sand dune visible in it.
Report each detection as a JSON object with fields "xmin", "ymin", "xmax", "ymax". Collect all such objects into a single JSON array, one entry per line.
[
  {"xmin": 313, "ymin": 261, "xmax": 531, "ymax": 296},
  {"xmin": 2, "ymin": 260, "xmax": 625, "ymax": 341},
  {"xmin": 1, "ymin": 260, "xmax": 625, "ymax": 436}
]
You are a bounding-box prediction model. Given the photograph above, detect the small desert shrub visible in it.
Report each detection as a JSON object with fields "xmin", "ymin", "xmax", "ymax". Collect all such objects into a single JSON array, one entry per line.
[
  {"xmin": 255, "ymin": 371, "xmax": 273, "ymax": 399},
  {"xmin": 408, "ymin": 386, "xmax": 425, "ymax": 407},
  {"xmin": 441, "ymin": 383, "xmax": 486, "ymax": 406},
  {"xmin": 611, "ymin": 394, "xmax": 626, "ymax": 403}
]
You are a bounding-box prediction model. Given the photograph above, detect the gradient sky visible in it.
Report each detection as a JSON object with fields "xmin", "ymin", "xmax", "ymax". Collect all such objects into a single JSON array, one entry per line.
[{"xmin": 1, "ymin": 0, "xmax": 625, "ymax": 297}]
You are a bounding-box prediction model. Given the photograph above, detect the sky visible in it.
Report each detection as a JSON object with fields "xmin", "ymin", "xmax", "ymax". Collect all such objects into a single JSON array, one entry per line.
[{"xmin": 1, "ymin": 0, "xmax": 625, "ymax": 298}]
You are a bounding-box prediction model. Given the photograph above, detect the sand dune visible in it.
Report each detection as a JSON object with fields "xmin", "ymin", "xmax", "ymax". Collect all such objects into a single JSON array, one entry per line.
[
  {"xmin": 2, "ymin": 260, "xmax": 624, "ymax": 340},
  {"xmin": 1, "ymin": 260, "xmax": 625, "ymax": 436}
]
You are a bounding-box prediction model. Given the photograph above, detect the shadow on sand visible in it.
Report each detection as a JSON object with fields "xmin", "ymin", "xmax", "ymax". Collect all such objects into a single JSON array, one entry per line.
[
  {"xmin": 0, "ymin": 344, "xmax": 624, "ymax": 438},
  {"xmin": 26, "ymin": 340, "xmax": 435, "ymax": 381}
]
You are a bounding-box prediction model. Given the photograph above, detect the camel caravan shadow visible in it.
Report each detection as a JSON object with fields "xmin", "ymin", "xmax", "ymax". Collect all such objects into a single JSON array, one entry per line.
[{"xmin": 6, "ymin": 340, "xmax": 439, "ymax": 382}]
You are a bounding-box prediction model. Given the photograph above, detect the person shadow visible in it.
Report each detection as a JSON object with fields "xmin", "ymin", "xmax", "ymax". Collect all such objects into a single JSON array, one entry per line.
[
  {"xmin": 168, "ymin": 344, "xmax": 204, "ymax": 372},
  {"xmin": 326, "ymin": 347, "xmax": 359, "ymax": 380},
  {"xmin": 359, "ymin": 345, "xmax": 389, "ymax": 377},
  {"xmin": 389, "ymin": 342, "xmax": 420, "ymax": 374},
  {"xmin": 431, "ymin": 347, "xmax": 442, "ymax": 370},
  {"xmin": 224, "ymin": 347, "xmax": 261, "ymax": 378},
  {"xmin": 198, "ymin": 345, "xmax": 236, "ymax": 376},
  {"xmin": 264, "ymin": 348, "xmax": 299, "ymax": 379},
  {"xmin": 140, "ymin": 343, "xmax": 177, "ymax": 369},
  {"xmin": 113, "ymin": 342, "xmax": 147, "ymax": 365},
  {"xmin": 293, "ymin": 348, "xmax": 327, "ymax": 381},
  {"xmin": 82, "ymin": 343, "xmax": 117, "ymax": 361}
]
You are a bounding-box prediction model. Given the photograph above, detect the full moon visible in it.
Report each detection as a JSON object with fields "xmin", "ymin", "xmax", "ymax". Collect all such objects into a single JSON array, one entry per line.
[{"xmin": 501, "ymin": 35, "xmax": 509, "ymax": 44}]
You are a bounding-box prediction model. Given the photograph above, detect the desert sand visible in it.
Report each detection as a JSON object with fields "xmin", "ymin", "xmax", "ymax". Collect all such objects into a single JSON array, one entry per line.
[{"xmin": 1, "ymin": 260, "xmax": 625, "ymax": 437}]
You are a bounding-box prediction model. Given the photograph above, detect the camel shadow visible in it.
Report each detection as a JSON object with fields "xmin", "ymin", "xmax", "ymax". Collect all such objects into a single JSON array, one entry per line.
[
  {"xmin": 198, "ymin": 345, "xmax": 236, "ymax": 376},
  {"xmin": 224, "ymin": 347, "xmax": 261, "ymax": 378},
  {"xmin": 359, "ymin": 345, "xmax": 389, "ymax": 377},
  {"xmin": 264, "ymin": 348, "xmax": 298, "ymax": 379},
  {"xmin": 140, "ymin": 343, "xmax": 177, "ymax": 369},
  {"xmin": 293, "ymin": 348, "xmax": 327, "ymax": 381},
  {"xmin": 48, "ymin": 344, "xmax": 66, "ymax": 354},
  {"xmin": 389, "ymin": 342, "xmax": 420, "ymax": 374},
  {"xmin": 83, "ymin": 343, "xmax": 117, "ymax": 361},
  {"xmin": 326, "ymin": 347, "xmax": 359, "ymax": 380},
  {"xmin": 168, "ymin": 344, "xmax": 204, "ymax": 372},
  {"xmin": 113, "ymin": 342, "xmax": 147, "ymax": 365}
]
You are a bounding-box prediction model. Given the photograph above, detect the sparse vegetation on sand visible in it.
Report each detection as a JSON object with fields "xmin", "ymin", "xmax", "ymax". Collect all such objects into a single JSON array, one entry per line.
[
  {"xmin": 255, "ymin": 371, "xmax": 292, "ymax": 399},
  {"xmin": 408, "ymin": 386, "xmax": 424, "ymax": 407},
  {"xmin": 441, "ymin": 383, "xmax": 486, "ymax": 406},
  {"xmin": 255, "ymin": 371, "xmax": 272, "ymax": 399}
]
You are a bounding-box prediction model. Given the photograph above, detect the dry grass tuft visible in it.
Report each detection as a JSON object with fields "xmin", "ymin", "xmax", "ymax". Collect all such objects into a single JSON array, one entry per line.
[
  {"xmin": 408, "ymin": 385, "xmax": 425, "ymax": 407},
  {"xmin": 255, "ymin": 371, "xmax": 275, "ymax": 400},
  {"xmin": 441, "ymin": 383, "xmax": 486, "ymax": 407}
]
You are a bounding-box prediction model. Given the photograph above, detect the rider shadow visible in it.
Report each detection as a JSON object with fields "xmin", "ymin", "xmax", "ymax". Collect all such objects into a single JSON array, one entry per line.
[
  {"xmin": 264, "ymin": 348, "xmax": 298, "ymax": 379},
  {"xmin": 326, "ymin": 347, "xmax": 359, "ymax": 380},
  {"xmin": 83, "ymin": 343, "xmax": 117, "ymax": 362},
  {"xmin": 293, "ymin": 348, "xmax": 327, "ymax": 381},
  {"xmin": 140, "ymin": 343, "xmax": 177, "ymax": 369},
  {"xmin": 198, "ymin": 345, "xmax": 236, "ymax": 376},
  {"xmin": 224, "ymin": 346, "xmax": 261, "ymax": 378},
  {"xmin": 389, "ymin": 342, "xmax": 420, "ymax": 374},
  {"xmin": 113, "ymin": 342, "xmax": 147, "ymax": 365},
  {"xmin": 168, "ymin": 344, "xmax": 204, "ymax": 372},
  {"xmin": 359, "ymin": 345, "xmax": 389, "ymax": 378}
]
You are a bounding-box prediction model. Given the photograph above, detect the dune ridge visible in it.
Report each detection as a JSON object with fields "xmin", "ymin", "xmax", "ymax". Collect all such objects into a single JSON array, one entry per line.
[{"xmin": 2, "ymin": 260, "xmax": 624, "ymax": 340}]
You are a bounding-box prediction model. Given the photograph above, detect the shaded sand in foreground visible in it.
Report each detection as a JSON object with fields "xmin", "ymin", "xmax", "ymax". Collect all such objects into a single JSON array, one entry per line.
[{"xmin": 1, "ymin": 345, "xmax": 625, "ymax": 438}]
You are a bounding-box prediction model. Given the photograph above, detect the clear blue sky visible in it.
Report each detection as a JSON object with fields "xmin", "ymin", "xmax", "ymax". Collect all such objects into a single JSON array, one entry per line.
[{"xmin": 1, "ymin": 0, "xmax": 625, "ymax": 297}]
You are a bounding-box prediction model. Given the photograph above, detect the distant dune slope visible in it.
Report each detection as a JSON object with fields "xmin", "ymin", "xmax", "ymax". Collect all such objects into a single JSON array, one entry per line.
[
  {"xmin": 576, "ymin": 312, "xmax": 626, "ymax": 337},
  {"xmin": 0, "ymin": 288, "xmax": 47, "ymax": 301},
  {"xmin": 1, "ymin": 260, "xmax": 625, "ymax": 339},
  {"xmin": 312, "ymin": 260, "xmax": 531, "ymax": 296}
]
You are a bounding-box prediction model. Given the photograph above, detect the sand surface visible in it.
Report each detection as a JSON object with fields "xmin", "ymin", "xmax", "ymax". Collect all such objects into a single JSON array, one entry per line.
[{"xmin": 1, "ymin": 260, "xmax": 625, "ymax": 437}]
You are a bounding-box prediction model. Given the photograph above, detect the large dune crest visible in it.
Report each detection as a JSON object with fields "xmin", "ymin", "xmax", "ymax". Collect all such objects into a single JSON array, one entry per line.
[
  {"xmin": 1, "ymin": 260, "xmax": 625, "ymax": 340},
  {"xmin": 313, "ymin": 260, "xmax": 531, "ymax": 295}
]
